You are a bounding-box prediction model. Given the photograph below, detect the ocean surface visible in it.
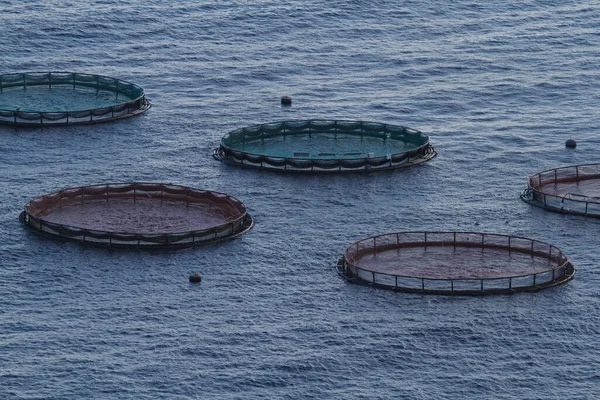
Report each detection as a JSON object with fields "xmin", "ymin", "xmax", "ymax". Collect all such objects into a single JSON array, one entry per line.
[{"xmin": 1, "ymin": 1, "xmax": 599, "ymax": 398}]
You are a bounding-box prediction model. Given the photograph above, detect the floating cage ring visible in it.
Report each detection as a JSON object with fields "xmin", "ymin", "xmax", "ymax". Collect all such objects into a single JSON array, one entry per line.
[
  {"xmin": 213, "ymin": 119, "xmax": 437, "ymax": 173},
  {"xmin": 336, "ymin": 231, "xmax": 575, "ymax": 295},
  {"xmin": 20, "ymin": 182, "xmax": 254, "ymax": 249},
  {"xmin": 521, "ymin": 162, "xmax": 600, "ymax": 218},
  {"xmin": 212, "ymin": 146, "xmax": 225, "ymax": 161},
  {"xmin": 0, "ymin": 72, "xmax": 151, "ymax": 126}
]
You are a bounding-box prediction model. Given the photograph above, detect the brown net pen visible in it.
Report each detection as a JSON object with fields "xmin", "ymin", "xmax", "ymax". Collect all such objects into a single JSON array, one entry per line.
[
  {"xmin": 336, "ymin": 231, "xmax": 575, "ymax": 295},
  {"xmin": 521, "ymin": 163, "xmax": 600, "ymax": 217},
  {"xmin": 20, "ymin": 182, "xmax": 254, "ymax": 248}
]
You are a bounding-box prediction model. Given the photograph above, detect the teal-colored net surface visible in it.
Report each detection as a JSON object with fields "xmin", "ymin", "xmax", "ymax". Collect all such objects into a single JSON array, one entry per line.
[
  {"xmin": 235, "ymin": 132, "xmax": 418, "ymax": 159},
  {"xmin": 0, "ymin": 87, "xmax": 131, "ymax": 112},
  {"xmin": 215, "ymin": 120, "xmax": 436, "ymax": 172},
  {"xmin": 0, "ymin": 72, "xmax": 149, "ymax": 126}
]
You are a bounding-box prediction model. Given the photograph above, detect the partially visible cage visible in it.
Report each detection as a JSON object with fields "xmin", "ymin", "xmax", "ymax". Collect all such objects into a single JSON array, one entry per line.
[
  {"xmin": 213, "ymin": 119, "xmax": 436, "ymax": 173},
  {"xmin": 521, "ymin": 163, "xmax": 600, "ymax": 217},
  {"xmin": 20, "ymin": 182, "xmax": 253, "ymax": 248},
  {"xmin": 0, "ymin": 72, "xmax": 150, "ymax": 126},
  {"xmin": 336, "ymin": 231, "xmax": 575, "ymax": 295}
]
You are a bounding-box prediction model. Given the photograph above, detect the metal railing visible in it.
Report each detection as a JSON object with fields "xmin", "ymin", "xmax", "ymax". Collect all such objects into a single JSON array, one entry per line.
[
  {"xmin": 522, "ymin": 163, "xmax": 600, "ymax": 217},
  {"xmin": 337, "ymin": 231, "xmax": 575, "ymax": 295},
  {"xmin": 215, "ymin": 119, "xmax": 436, "ymax": 173},
  {"xmin": 0, "ymin": 72, "xmax": 150, "ymax": 126},
  {"xmin": 21, "ymin": 182, "xmax": 253, "ymax": 248}
]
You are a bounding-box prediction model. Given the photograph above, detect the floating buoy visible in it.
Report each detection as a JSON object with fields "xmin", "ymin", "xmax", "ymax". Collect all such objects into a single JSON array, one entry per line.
[
  {"xmin": 565, "ymin": 139, "xmax": 577, "ymax": 148},
  {"xmin": 189, "ymin": 274, "xmax": 202, "ymax": 283},
  {"xmin": 281, "ymin": 96, "xmax": 292, "ymax": 105}
]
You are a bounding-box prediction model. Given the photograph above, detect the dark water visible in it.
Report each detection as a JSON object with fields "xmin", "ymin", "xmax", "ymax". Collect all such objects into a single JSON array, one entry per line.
[{"xmin": 1, "ymin": 1, "xmax": 599, "ymax": 398}]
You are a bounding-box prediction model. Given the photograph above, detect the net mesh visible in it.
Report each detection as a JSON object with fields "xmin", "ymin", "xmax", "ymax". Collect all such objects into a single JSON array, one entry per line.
[
  {"xmin": 0, "ymin": 72, "xmax": 150, "ymax": 126},
  {"xmin": 521, "ymin": 163, "xmax": 600, "ymax": 217},
  {"xmin": 21, "ymin": 183, "xmax": 253, "ymax": 248},
  {"xmin": 214, "ymin": 119, "xmax": 436, "ymax": 172},
  {"xmin": 337, "ymin": 231, "xmax": 574, "ymax": 295}
]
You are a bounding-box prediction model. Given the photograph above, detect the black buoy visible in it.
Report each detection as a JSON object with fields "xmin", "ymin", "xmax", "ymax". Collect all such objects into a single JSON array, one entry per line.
[
  {"xmin": 189, "ymin": 274, "xmax": 202, "ymax": 283},
  {"xmin": 281, "ymin": 95, "xmax": 292, "ymax": 106},
  {"xmin": 565, "ymin": 139, "xmax": 577, "ymax": 148}
]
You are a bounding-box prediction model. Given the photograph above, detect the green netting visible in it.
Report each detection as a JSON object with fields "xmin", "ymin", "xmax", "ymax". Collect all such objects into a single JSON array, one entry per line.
[
  {"xmin": 214, "ymin": 119, "xmax": 436, "ymax": 172},
  {"xmin": 0, "ymin": 72, "xmax": 150, "ymax": 126}
]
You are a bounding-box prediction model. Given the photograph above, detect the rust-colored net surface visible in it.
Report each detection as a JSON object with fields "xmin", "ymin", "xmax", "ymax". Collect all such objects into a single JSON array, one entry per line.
[
  {"xmin": 21, "ymin": 183, "xmax": 252, "ymax": 248},
  {"xmin": 353, "ymin": 246, "xmax": 555, "ymax": 280},
  {"xmin": 522, "ymin": 163, "xmax": 600, "ymax": 217},
  {"xmin": 37, "ymin": 198, "xmax": 237, "ymax": 234},
  {"xmin": 538, "ymin": 178, "xmax": 600, "ymax": 198},
  {"xmin": 339, "ymin": 232, "xmax": 574, "ymax": 294}
]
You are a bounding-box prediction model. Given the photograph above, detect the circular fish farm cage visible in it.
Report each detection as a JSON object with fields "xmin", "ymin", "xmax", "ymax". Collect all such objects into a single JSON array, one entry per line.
[
  {"xmin": 336, "ymin": 231, "xmax": 575, "ymax": 295},
  {"xmin": 20, "ymin": 183, "xmax": 253, "ymax": 248},
  {"xmin": 213, "ymin": 119, "xmax": 436, "ymax": 173},
  {"xmin": 0, "ymin": 72, "xmax": 150, "ymax": 126},
  {"xmin": 521, "ymin": 163, "xmax": 600, "ymax": 217}
]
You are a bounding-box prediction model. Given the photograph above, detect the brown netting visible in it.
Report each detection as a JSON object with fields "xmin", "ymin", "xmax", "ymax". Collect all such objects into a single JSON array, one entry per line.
[
  {"xmin": 337, "ymin": 231, "xmax": 575, "ymax": 295},
  {"xmin": 522, "ymin": 163, "xmax": 600, "ymax": 217},
  {"xmin": 21, "ymin": 182, "xmax": 253, "ymax": 248}
]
